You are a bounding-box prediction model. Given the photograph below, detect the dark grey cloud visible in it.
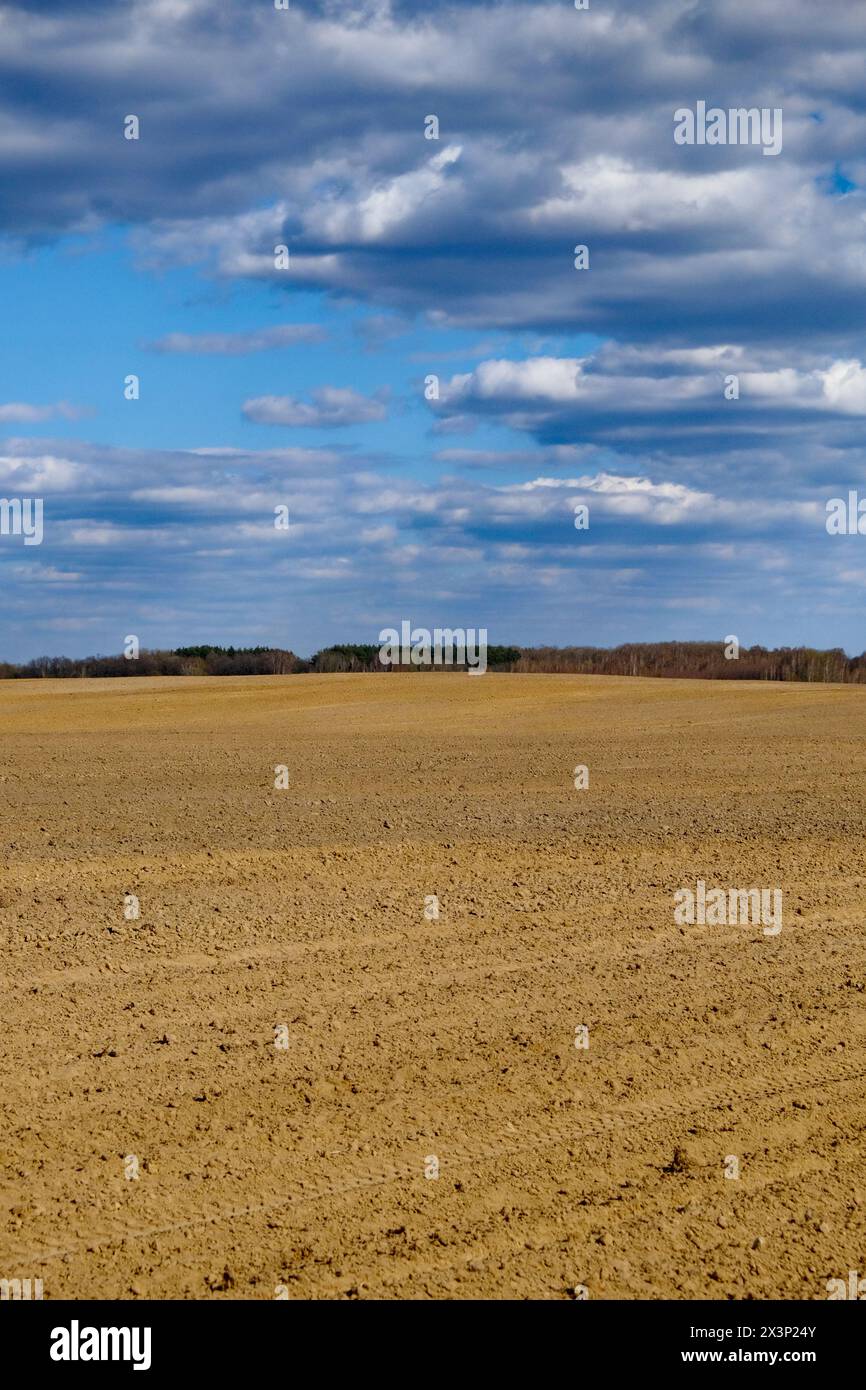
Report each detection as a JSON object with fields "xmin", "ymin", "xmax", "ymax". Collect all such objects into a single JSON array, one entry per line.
[{"xmin": 1, "ymin": 0, "xmax": 864, "ymax": 349}]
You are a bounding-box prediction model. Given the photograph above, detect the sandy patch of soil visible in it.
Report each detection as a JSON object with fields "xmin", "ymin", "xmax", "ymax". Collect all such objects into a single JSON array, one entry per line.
[{"xmin": 1, "ymin": 674, "xmax": 864, "ymax": 1298}]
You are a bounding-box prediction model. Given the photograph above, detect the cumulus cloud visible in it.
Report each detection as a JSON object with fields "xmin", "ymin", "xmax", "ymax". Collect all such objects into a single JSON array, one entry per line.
[
  {"xmin": 1, "ymin": 0, "xmax": 865, "ymax": 656},
  {"xmin": 1, "ymin": 0, "xmax": 864, "ymax": 347},
  {"xmin": 745, "ymin": 359, "xmax": 866, "ymax": 414},
  {"xmin": 498, "ymin": 472, "xmax": 818, "ymax": 530},
  {"xmin": 430, "ymin": 346, "xmax": 866, "ymax": 467},
  {"xmin": 0, "ymin": 425, "xmax": 854, "ymax": 657}
]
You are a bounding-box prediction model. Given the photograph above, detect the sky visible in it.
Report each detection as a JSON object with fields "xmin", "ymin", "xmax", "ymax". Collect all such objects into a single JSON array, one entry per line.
[{"xmin": 1, "ymin": 0, "xmax": 865, "ymax": 661}]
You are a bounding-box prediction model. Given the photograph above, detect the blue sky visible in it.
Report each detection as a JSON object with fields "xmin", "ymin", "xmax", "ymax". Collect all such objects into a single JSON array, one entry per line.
[{"xmin": 1, "ymin": 0, "xmax": 865, "ymax": 661}]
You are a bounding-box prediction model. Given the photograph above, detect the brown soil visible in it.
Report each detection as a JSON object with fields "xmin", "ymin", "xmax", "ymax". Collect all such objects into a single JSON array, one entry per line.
[{"xmin": 1, "ymin": 673, "xmax": 864, "ymax": 1299}]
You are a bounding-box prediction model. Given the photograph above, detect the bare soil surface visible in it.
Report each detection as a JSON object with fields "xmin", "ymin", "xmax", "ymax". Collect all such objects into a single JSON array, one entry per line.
[{"xmin": 1, "ymin": 673, "xmax": 864, "ymax": 1299}]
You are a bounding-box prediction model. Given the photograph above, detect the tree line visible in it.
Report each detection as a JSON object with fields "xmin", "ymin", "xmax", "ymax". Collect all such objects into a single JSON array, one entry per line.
[{"xmin": 2, "ymin": 641, "xmax": 865, "ymax": 683}]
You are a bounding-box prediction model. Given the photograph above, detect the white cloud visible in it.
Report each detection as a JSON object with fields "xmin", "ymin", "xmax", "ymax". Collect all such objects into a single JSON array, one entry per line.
[
  {"xmin": 0, "ymin": 402, "xmax": 82, "ymax": 423},
  {"xmin": 243, "ymin": 386, "xmax": 388, "ymax": 427},
  {"xmin": 148, "ymin": 324, "xmax": 327, "ymax": 354}
]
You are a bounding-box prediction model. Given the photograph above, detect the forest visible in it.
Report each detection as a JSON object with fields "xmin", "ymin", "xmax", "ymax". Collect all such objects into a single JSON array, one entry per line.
[{"xmin": 2, "ymin": 642, "xmax": 864, "ymax": 683}]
